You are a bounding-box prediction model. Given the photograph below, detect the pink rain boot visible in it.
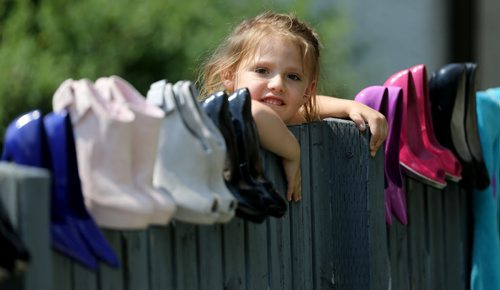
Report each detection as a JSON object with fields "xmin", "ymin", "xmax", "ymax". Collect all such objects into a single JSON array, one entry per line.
[
  {"xmin": 53, "ymin": 79, "xmax": 154, "ymax": 229},
  {"xmin": 95, "ymin": 76, "xmax": 177, "ymax": 225}
]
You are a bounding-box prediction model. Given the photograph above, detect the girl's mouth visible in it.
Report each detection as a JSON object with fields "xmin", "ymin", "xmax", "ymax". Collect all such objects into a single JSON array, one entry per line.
[{"xmin": 261, "ymin": 97, "xmax": 284, "ymax": 106}]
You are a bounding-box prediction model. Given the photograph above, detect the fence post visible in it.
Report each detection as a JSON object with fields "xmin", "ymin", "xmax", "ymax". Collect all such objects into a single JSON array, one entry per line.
[{"xmin": 0, "ymin": 163, "xmax": 52, "ymax": 290}]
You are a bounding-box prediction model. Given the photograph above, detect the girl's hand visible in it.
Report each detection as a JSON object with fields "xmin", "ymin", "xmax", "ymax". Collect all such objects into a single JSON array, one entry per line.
[
  {"xmin": 348, "ymin": 103, "xmax": 388, "ymax": 157},
  {"xmin": 283, "ymin": 151, "xmax": 301, "ymax": 202}
]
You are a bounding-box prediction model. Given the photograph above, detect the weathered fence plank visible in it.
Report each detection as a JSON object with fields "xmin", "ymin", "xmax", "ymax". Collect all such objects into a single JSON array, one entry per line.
[
  {"xmin": 53, "ymin": 253, "xmax": 72, "ymax": 290},
  {"xmin": 460, "ymin": 187, "xmax": 473, "ymax": 286},
  {"xmin": 173, "ymin": 223, "xmax": 198, "ymax": 290},
  {"xmin": 443, "ymin": 182, "xmax": 465, "ymax": 290},
  {"xmin": 263, "ymin": 149, "xmax": 292, "ymax": 290},
  {"xmin": 289, "ymin": 124, "xmax": 314, "ymax": 290},
  {"xmin": 222, "ymin": 219, "xmax": 245, "ymax": 290},
  {"xmin": 426, "ymin": 186, "xmax": 446, "ymax": 290},
  {"xmin": 0, "ymin": 164, "xmax": 52, "ymax": 290},
  {"xmin": 148, "ymin": 226, "xmax": 175, "ymax": 290},
  {"xmin": 73, "ymin": 262, "xmax": 97, "ymax": 290},
  {"xmin": 245, "ymin": 221, "xmax": 268, "ymax": 290},
  {"xmin": 388, "ymin": 213, "xmax": 410, "ymax": 290},
  {"xmin": 99, "ymin": 230, "xmax": 124, "ymax": 290},
  {"xmin": 309, "ymin": 122, "xmax": 335, "ymax": 290},
  {"xmin": 367, "ymin": 127, "xmax": 388, "ymax": 290},
  {"xmin": 323, "ymin": 118, "xmax": 387, "ymax": 290},
  {"xmin": 198, "ymin": 224, "xmax": 223, "ymax": 290},
  {"xmin": 122, "ymin": 231, "xmax": 150, "ymax": 290},
  {"xmin": 406, "ymin": 178, "xmax": 429, "ymax": 290}
]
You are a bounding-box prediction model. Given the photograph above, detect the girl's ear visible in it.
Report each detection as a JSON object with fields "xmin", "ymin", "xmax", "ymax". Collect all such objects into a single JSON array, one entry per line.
[
  {"xmin": 223, "ymin": 80, "xmax": 234, "ymax": 91},
  {"xmin": 304, "ymin": 80, "xmax": 317, "ymax": 100},
  {"xmin": 221, "ymin": 71, "xmax": 235, "ymax": 92}
]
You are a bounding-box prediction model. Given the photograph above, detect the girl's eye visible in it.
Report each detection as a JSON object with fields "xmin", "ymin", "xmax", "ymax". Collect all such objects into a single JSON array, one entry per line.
[
  {"xmin": 288, "ymin": 73, "xmax": 301, "ymax": 81},
  {"xmin": 254, "ymin": 67, "xmax": 268, "ymax": 74}
]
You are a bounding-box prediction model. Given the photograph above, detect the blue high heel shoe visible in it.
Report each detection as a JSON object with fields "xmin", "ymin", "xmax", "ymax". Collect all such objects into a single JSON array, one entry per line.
[
  {"xmin": 429, "ymin": 64, "xmax": 476, "ymax": 188},
  {"xmin": 44, "ymin": 110, "xmax": 119, "ymax": 268},
  {"xmin": 1, "ymin": 110, "xmax": 98, "ymax": 270},
  {"xmin": 464, "ymin": 63, "xmax": 490, "ymax": 190}
]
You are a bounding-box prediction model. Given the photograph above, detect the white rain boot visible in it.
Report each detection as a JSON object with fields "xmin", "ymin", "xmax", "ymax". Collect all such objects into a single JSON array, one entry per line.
[
  {"xmin": 173, "ymin": 81, "xmax": 236, "ymax": 223},
  {"xmin": 146, "ymin": 80, "xmax": 219, "ymax": 224},
  {"xmin": 95, "ymin": 76, "xmax": 177, "ymax": 225},
  {"xmin": 53, "ymin": 79, "xmax": 154, "ymax": 229}
]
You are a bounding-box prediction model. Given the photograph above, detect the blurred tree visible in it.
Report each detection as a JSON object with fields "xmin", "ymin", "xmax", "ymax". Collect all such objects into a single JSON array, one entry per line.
[{"xmin": 0, "ymin": 0, "xmax": 350, "ymax": 145}]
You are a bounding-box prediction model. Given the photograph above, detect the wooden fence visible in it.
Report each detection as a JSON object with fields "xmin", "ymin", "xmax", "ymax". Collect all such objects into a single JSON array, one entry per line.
[{"xmin": 0, "ymin": 118, "xmax": 471, "ymax": 290}]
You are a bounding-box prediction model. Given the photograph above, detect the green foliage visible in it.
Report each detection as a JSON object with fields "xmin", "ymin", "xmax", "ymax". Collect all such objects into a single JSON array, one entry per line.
[{"xmin": 0, "ymin": 0, "xmax": 350, "ymax": 143}]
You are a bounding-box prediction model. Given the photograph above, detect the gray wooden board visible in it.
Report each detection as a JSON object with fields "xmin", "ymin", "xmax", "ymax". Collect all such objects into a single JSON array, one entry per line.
[
  {"xmin": 197, "ymin": 224, "xmax": 223, "ymax": 290},
  {"xmin": 262, "ymin": 149, "xmax": 292, "ymax": 290},
  {"xmin": 0, "ymin": 165, "xmax": 24, "ymax": 290},
  {"xmin": 172, "ymin": 222, "xmax": 198, "ymax": 290},
  {"xmin": 406, "ymin": 178, "xmax": 428, "ymax": 290},
  {"xmin": 387, "ymin": 216, "xmax": 411, "ymax": 290},
  {"xmin": 0, "ymin": 164, "xmax": 52, "ymax": 290},
  {"xmin": 324, "ymin": 119, "xmax": 370, "ymax": 289},
  {"xmin": 394, "ymin": 212, "xmax": 410, "ymax": 290},
  {"xmin": 308, "ymin": 122, "xmax": 335, "ymax": 290},
  {"xmin": 288, "ymin": 124, "xmax": 313, "ymax": 290},
  {"xmin": 99, "ymin": 230, "xmax": 124, "ymax": 290},
  {"xmin": 459, "ymin": 187, "xmax": 472, "ymax": 285},
  {"xmin": 268, "ymin": 200, "xmax": 292, "ymax": 290},
  {"xmin": 72, "ymin": 262, "xmax": 97, "ymax": 290},
  {"xmin": 244, "ymin": 221, "xmax": 268, "ymax": 290},
  {"xmin": 222, "ymin": 219, "xmax": 246, "ymax": 290},
  {"xmin": 426, "ymin": 186, "xmax": 446, "ymax": 290},
  {"xmin": 442, "ymin": 182, "xmax": 464, "ymax": 290},
  {"xmin": 148, "ymin": 226, "xmax": 175, "ymax": 290},
  {"xmin": 122, "ymin": 230, "xmax": 150, "ymax": 290},
  {"xmin": 366, "ymin": 127, "xmax": 388, "ymax": 290},
  {"xmin": 0, "ymin": 166, "xmax": 25, "ymax": 290},
  {"xmin": 0, "ymin": 276, "xmax": 23, "ymax": 290},
  {"xmin": 53, "ymin": 252, "xmax": 73, "ymax": 290}
]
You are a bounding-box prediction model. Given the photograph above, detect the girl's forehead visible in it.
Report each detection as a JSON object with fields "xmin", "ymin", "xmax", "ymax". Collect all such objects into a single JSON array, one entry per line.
[
  {"xmin": 244, "ymin": 37, "xmax": 302, "ymax": 62},
  {"xmin": 255, "ymin": 36, "xmax": 299, "ymax": 53}
]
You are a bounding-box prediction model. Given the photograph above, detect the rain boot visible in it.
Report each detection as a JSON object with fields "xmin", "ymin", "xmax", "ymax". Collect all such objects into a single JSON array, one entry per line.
[
  {"xmin": 95, "ymin": 76, "xmax": 176, "ymax": 225},
  {"xmin": 53, "ymin": 79, "xmax": 154, "ymax": 229}
]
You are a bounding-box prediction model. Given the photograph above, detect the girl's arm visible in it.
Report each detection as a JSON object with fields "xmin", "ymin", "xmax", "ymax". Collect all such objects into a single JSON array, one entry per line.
[
  {"xmin": 251, "ymin": 100, "xmax": 302, "ymax": 202},
  {"xmin": 316, "ymin": 95, "xmax": 388, "ymax": 157}
]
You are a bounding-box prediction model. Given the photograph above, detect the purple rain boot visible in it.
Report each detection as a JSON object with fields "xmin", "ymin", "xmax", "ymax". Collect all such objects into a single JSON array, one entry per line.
[
  {"xmin": 355, "ymin": 86, "xmax": 393, "ymax": 224},
  {"xmin": 385, "ymin": 87, "xmax": 408, "ymax": 225}
]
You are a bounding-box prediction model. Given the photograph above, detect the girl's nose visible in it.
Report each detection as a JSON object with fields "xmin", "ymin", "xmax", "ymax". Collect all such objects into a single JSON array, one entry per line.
[{"xmin": 268, "ymin": 74, "xmax": 284, "ymax": 92}]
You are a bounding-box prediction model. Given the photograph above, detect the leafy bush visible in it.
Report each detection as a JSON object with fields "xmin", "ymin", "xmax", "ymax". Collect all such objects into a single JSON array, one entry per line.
[{"xmin": 0, "ymin": 0, "xmax": 349, "ymax": 145}]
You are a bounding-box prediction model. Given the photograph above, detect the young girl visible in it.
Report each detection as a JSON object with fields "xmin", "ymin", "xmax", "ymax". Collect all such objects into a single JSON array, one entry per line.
[{"xmin": 198, "ymin": 11, "xmax": 388, "ymax": 203}]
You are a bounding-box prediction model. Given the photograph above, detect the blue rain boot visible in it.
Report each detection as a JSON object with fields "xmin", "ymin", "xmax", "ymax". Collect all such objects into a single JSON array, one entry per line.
[
  {"xmin": 471, "ymin": 89, "xmax": 500, "ymax": 290},
  {"xmin": 1, "ymin": 110, "xmax": 98, "ymax": 270},
  {"xmin": 44, "ymin": 110, "xmax": 119, "ymax": 268},
  {"xmin": 2, "ymin": 110, "xmax": 50, "ymax": 168},
  {"xmin": 228, "ymin": 88, "xmax": 287, "ymax": 219},
  {"xmin": 203, "ymin": 91, "xmax": 269, "ymax": 222}
]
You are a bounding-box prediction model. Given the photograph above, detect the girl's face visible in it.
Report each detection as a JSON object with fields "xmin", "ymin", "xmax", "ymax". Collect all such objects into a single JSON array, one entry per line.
[{"xmin": 225, "ymin": 37, "xmax": 315, "ymax": 124}]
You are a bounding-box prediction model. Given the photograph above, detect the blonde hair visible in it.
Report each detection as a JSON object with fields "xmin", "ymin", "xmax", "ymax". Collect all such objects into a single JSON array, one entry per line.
[{"xmin": 197, "ymin": 11, "xmax": 321, "ymax": 122}]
